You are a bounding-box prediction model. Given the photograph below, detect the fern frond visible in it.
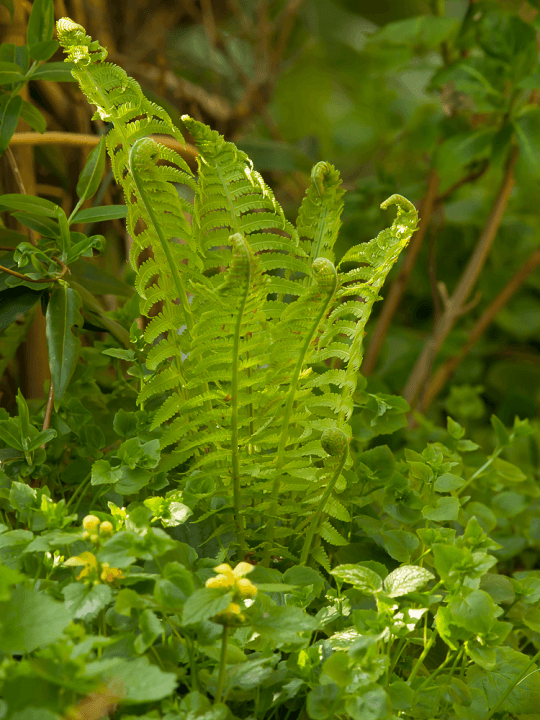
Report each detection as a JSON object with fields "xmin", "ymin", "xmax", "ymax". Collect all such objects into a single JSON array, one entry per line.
[
  {"xmin": 57, "ymin": 19, "xmax": 205, "ymax": 442},
  {"xmin": 296, "ymin": 161, "xmax": 345, "ymax": 267},
  {"xmin": 181, "ymin": 115, "xmax": 301, "ymax": 278}
]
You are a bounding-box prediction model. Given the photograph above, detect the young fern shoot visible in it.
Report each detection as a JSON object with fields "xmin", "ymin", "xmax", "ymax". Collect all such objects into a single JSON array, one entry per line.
[{"xmin": 58, "ymin": 18, "xmax": 418, "ymax": 565}]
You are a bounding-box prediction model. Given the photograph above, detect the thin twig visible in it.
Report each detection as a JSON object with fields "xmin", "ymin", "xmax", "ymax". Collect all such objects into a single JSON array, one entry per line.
[
  {"xmin": 5, "ymin": 147, "xmax": 36, "ymax": 246},
  {"xmin": 0, "ymin": 256, "xmax": 69, "ymax": 283},
  {"xmin": 402, "ymin": 145, "xmax": 519, "ymax": 408},
  {"xmin": 421, "ymin": 248, "xmax": 540, "ymax": 410},
  {"xmin": 435, "ymin": 160, "xmax": 489, "ymax": 203},
  {"xmin": 362, "ymin": 171, "xmax": 439, "ymax": 375},
  {"xmin": 41, "ymin": 381, "xmax": 54, "ymax": 441},
  {"xmin": 9, "ymin": 131, "xmax": 198, "ymax": 163}
]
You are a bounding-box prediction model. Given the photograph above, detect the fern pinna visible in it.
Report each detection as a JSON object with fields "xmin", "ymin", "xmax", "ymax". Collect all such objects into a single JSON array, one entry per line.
[{"xmin": 58, "ymin": 19, "xmax": 418, "ymax": 567}]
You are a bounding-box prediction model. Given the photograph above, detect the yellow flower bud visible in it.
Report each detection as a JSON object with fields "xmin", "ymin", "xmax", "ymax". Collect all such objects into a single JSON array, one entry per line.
[
  {"xmin": 82, "ymin": 515, "xmax": 100, "ymax": 531},
  {"xmin": 100, "ymin": 521, "xmax": 114, "ymax": 535},
  {"xmin": 90, "ymin": 534, "xmax": 99, "ymax": 543},
  {"xmin": 237, "ymin": 578, "xmax": 257, "ymax": 598}
]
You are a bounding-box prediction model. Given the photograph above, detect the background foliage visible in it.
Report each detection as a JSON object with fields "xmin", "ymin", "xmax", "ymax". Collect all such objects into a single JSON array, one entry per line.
[{"xmin": 2, "ymin": 1, "xmax": 540, "ymax": 719}]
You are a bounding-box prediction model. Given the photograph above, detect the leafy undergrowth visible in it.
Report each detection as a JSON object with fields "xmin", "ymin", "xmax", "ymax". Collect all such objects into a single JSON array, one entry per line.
[{"xmin": 2, "ymin": 381, "xmax": 540, "ymax": 720}]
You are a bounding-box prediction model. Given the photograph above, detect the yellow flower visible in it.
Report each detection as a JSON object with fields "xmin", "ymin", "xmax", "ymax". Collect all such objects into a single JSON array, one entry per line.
[
  {"xmin": 100, "ymin": 563, "xmax": 124, "ymax": 583},
  {"xmin": 237, "ymin": 577, "xmax": 257, "ymax": 598},
  {"xmin": 64, "ymin": 551, "xmax": 98, "ymax": 581},
  {"xmin": 100, "ymin": 521, "xmax": 114, "ymax": 536},
  {"xmin": 205, "ymin": 561, "xmax": 257, "ymax": 621},
  {"xmin": 207, "ymin": 563, "xmax": 235, "ymax": 589},
  {"xmin": 82, "ymin": 515, "xmax": 100, "ymax": 531}
]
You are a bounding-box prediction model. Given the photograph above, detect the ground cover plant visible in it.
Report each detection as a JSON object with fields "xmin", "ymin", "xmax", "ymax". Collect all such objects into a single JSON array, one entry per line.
[{"xmin": 2, "ymin": 3, "xmax": 540, "ymax": 720}]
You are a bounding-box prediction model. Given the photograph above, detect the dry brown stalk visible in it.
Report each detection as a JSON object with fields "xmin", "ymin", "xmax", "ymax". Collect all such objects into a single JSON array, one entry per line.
[
  {"xmin": 362, "ymin": 171, "xmax": 440, "ymax": 375},
  {"xmin": 420, "ymin": 248, "xmax": 540, "ymax": 410},
  {"xmin": 402, "ymin": 145, "xmax": 519, "ymax": 409},
  {"xmin": 9, "ymin": 131, "xmax": 198, "ymax": 163}
]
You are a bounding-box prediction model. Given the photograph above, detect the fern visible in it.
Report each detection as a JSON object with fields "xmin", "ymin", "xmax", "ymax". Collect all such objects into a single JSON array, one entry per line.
[{"xmin": 58, "ymin": 19, "xmax": 418, "ymax": 565}]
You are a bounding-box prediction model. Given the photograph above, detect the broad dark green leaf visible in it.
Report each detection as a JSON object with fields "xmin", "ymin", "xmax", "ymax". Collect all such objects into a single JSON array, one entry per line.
[
  {"xmin": 19, "ymin": 99, "xmax": 46, "ymax": 134},
  {"xmin": 0, "ymin": 95, "xmax": 22, "ymax": 156},
  {"xmin": 29, "ymin": 39, "xmax": 58, "ymax": 62},
  {"xmin": 11, "ymin": 211, "xmax": 60, "ymax": 238},
  {"xmin": 0, "ymin": 287, "xmax": 44, "ymax": 331},
  {"xmin": 71, "ymin": 205, "xmax": 128, "ymax": 224},
  {"xmin": 0, "ymin": 44, "xmax": 29, "ymax": 73},
  {"xmin": 69, "ymin": 259, "xmax": 133, "ymax": 297},
  {"xmin": 182, "ymin": 587, "xmax": 232, "ymax": 625},
  {"xmin": 26, "ymin": 0, "xmax": 54, "ymax": 49},
  {"xmin": 76, "ymin": 135, "xmax": 106, "ymax": 202},
  {"xmin": 30, "ymin": 61, "xmax": 76, "ymax": 82},
  {"xmin": 0, "ymin": 60, "xmax": 26, "ymax": 84},
  {"xmin": 45, "ymin": 285, "xmax": 83, "ymax": 409},
  {"xmin": 99, "ymin": 656, "xmax": 178, "ymax": 703},
  {"xmin": 467, "ymin": 647, "xmax": 540, "ymax": 714},
  {"xmin": 62, "ymin": 582, "xmax": 112, "ymax": 621},
  {"xmin": 0, "ymin": 585, "xmax": 71, "ymax": 653},
  {"xmin": 0, "ymin": 193, "xmax": 59, "ymax": 217}
]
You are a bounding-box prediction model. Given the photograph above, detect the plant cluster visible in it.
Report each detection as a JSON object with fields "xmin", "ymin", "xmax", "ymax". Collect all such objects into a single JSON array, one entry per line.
[{"xmin": 1, "ymin": 4, "xmax": 540, "ymax": 720}]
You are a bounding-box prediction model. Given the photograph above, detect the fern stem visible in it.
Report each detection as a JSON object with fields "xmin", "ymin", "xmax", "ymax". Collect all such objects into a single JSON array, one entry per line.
[
  {"xmin": 230, "ymin": 235, "xmax": 250, "ymax": 559},
  {"xmin": 264, "ymin": 261, "xmax": 338, "ymax": 562},
  {"xmin": 129, "ymin": 138, "xmax": 194, "ymax": 336},
  {"xmin": 299, "ymin": 444, "xmax": 348, "ymax": 566}
]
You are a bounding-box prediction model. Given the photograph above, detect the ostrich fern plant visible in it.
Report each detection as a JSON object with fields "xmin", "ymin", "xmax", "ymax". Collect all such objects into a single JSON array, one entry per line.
[{"xmin": 57, "ymin": 18, "xmax": 418, "ymax": 567}]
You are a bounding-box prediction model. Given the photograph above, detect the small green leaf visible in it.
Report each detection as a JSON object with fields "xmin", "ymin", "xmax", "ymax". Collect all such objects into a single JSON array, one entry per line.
[
  {"xmin": 0, "ymin": 288, "xmax": 44, "ymax": 331},
  {"xmin": 76, "ymin": 135, "xmax": 106, "ymax": 203},
  {"xmin": 30, "ymin": 61, "xmax": 76, "ymax": 82},
  {"xmin": 384, "ymin": 565, "xmax": 434, "ymax": 597},
  {"xmin": 331, "ymin": 564, "xmax": 383, "ymax": 594},
  {"xmin": 0, "ymin": 419, "xmax": 23, "ymax": 450},
  {"xmin": 0, "ymin": 193, "xmax": 59, "ymax": 217},
  {"xmin": 422, "ymin": 496, "xmax": 460, "ymax": 522},
  {"xmin": 307, "ymin": 683, "xmax": 340, "ymax": 720},
  {"xmin": 29, "ymin": 39, "xmax": 58, "ymax": 61},
  {"xmin": 71, "ymin": 205, "xmax": 128, "ymax": 224},
  {"xmin": 182, "ymin": 587, "xmax": 232, "ymax": 625},
  {"xmin": 26, "ymin": 0, "xmax": 54, "ymax": 49},
  {"xmin": 0, "ymin": 60, "xmax": 26, "ymax": 84},
  {"xmin": 0, "ymin": 95, "xmax": 22, "ymax": 156},
  {"xmin": 11, "ymin": 211, "xmax": 60, "ymax": 238},
  {"xmin": 19, "ymin": 99, "xmax": 46, "ymax": 134},
  {"xmin": 45, "ymin": 285, "xmax": 84, "ymax": 409}
]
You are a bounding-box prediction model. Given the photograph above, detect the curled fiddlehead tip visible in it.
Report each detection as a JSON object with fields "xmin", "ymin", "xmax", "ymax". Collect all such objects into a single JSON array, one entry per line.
[
  {"xmin": 380, "ymin": 194, "xmax": 416, "ymax": 215},
  {"xmin": 310, "ymin": 161, "xmax": 341, "ymax": 198},
  {"xmin": 57, "ymin": 17, "xmax": 84, "ymax": 35},
  {"xmin": 56, "ymin": 17, "xmax": 107, "ymax": 65},
  {"xmin": 130, "ymin": 137, "xmax": 160, "ymax": 173},
  {"xmin": 312, "ymin": 257, "xmax": 337, "ymax": 290},
  {"xmin": 321, "ymin": 427, "xmax": 349, "ymax": 457}
]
